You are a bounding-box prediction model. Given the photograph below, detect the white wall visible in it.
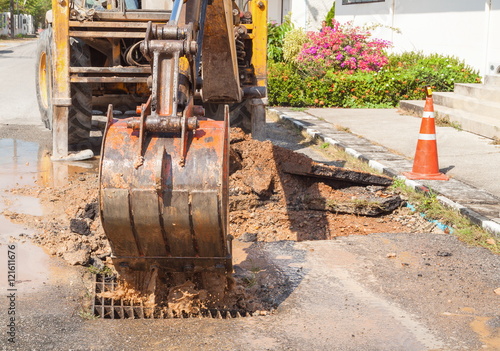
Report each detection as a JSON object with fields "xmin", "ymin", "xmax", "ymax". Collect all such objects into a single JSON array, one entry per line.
[
  {"xmin": 335, "ymin": 0, "xmax": 498, "ymax": 77},
  {"xmin": 266, "ymin": 0, "xmax": 283, "ymax": 23},
  {"xmin": 266, "ymin": 0, "xmax": 332, "ymax": 29},
  {"xmin": 0, "ymin": 13, "xmax": 8, "ymax": 36},
  {"xmin": 486, "ymin": 0, "xmax": 500, "ymax": 75},
  {"xmin": 0, "ymin": 13, "xmax": 35, "ymax": 36},
  {"xmin": 291, "ymin": 0, "xmax": 333, "ymax": 30}
]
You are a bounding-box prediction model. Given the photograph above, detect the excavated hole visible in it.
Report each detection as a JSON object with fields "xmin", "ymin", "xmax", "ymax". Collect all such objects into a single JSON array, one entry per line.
[{"xmin": 3, "ymin": 128, "xmax": 443, "ymax": 319}]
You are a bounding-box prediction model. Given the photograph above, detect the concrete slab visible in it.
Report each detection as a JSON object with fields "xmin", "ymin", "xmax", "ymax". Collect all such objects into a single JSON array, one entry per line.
[{"xmin": 400, "ymin": 100, "xmax": 500, "ymax": 139}]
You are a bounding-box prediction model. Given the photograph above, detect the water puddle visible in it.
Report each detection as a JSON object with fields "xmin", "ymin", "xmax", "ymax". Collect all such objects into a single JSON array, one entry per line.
[
  {"xmin": 0, "ymin": 138, "xmax": 98, "ymax": 190},
  {"xmin": 1, "ymin": 193, "xmax": 42, "ymax": 217},
  {"xmin": 0, "ymin": 137, "xmax": 98, "ymax": 292},
  {"xmin": 0, "ymin": 139, "xmax": 39, "ymax": 190},
  {"xmin": 0, "ymin": 228, "xmax": 49, "ymax": 293},
  {"xmin": 0, "ymin": 215, "xmax": 34, "ymax": 243}
]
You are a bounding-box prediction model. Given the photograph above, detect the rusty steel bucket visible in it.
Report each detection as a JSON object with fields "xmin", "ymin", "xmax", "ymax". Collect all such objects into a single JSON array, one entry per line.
[{"xmin": 99, "ymin": 110, "xmax": 231, "ymax": 282}]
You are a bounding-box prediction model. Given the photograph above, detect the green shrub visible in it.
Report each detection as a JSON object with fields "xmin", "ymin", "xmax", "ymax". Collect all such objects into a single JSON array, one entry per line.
[
  {"xmin": 283, "ymin": 28, "xmax": 308, "ymax": 62},
  {"xmin": 324, "ymin": 3, "xmax": 335, "ymax": 26},
  {"xmin": 268, "ymin": 62, "xmax": 309, "ymax": 106},
  {"xmin": 268, "ymin": 52, "xmax": 481, "ymax": 108},
  {"xmin": 385, "ymin": 52, "xmax": 481, "ymax": 92},
  {"xmin": 267, "ymin": 16, "xmax": 294, "ymax": 62}
]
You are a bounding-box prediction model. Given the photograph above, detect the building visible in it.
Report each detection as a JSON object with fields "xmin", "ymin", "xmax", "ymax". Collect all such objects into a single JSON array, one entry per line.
[
  {"xmin": 335, "ymin": 0, "xmax": 500, "ymax": 77},
  {"xmin": 285, "ymin": 0, "xmax": 332, "ymax": 30},
  {"xmin": 0, "ymin": 13, "xmax": 35, "ymax": 37},
  {"xmin": 236, "ymin": 0, "xmax": 332, "ymax": 30}
]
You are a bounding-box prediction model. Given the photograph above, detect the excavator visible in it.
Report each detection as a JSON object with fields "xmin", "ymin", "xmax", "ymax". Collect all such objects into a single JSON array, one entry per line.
[{"xmin": 35, "ymin": 0, "xmax": 267, "ymax": 317}]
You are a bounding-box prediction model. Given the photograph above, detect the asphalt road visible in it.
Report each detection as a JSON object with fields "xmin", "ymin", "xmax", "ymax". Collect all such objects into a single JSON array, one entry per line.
[
  {"xmin": 0, "ymin": 40, "xmax": 42, "ymax": 126},
  {"xmin": 0, "ymin": 40, "xmax": 499, "ymax": 351}
]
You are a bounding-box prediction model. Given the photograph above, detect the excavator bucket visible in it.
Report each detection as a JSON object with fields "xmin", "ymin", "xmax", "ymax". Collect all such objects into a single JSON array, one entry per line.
[
  {"xmin": 99, "ymin": 106, "xmax": 231, "ymax": 290},
  {"xmin": 94, "ymin": 0, "xmax": 266, "ymax": 298}
]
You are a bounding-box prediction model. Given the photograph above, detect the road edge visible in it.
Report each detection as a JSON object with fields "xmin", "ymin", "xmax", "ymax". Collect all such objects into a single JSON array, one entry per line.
[{"xmin": 268, "ymin": 108, "xmax": 500, "ymax": 238}]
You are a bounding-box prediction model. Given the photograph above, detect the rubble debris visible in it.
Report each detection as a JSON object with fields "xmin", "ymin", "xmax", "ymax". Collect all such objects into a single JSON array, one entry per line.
[
  {"xmin": 1, "ymin": 128, "xmax": 451, "ymax": 317},
  {"xmin": 230, "ymin": 129, "xmax": 402, "ymax": 218},
  {"xmin": 242, "ymin": 166, "xmax": 274, "ymax": 197},
  {"xmin": 238, "ymin": 232, "xmax": 258, "ymax": 242},
  {"xmin": 281, "ymin": 162, "xmax": 393, "ymax": 186},
  {"xmin": 6, "ymin": 128, "xmax": 432, "ymax": 266},
  {"xmin": 83, "ymin": 201, "xmax": 99, "ymax": 220},
  {"xmin": 166, "ymin": 281, "xmax": 208, "ymax": 316},
  {"xmin": 70, "ymin": 218, "xmax": 91, "ymax": 236},
  {"xmin": 303, "ymin": 184, "xmax": 403, "ymax": 216},
  {"xmin": 62, "ymin": 242, "xmax": 91, "ymax": 266},
  {"xmin": 436, "ymin": 251, "xmax": 453, "ymax": 257}
]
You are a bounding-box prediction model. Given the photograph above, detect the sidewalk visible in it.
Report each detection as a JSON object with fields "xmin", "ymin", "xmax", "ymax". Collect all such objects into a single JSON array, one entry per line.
[
  {"xmin": 0, "ymin": 38, "xmax": 37, "ymax": 50},
  {"xmin": 269, "ymin": 107, "xmax": 500, "ymax": 237}
]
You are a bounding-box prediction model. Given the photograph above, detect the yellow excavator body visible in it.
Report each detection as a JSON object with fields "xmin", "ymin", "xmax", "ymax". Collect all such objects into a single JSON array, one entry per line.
[{"xmin": 35, "ymin": 0, "xmax": 268, "ymax": 291}]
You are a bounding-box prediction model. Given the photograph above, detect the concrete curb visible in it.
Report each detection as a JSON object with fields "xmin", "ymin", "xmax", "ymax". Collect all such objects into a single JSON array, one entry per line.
[{"xmin": 268, "ymin": 108, "xmax": 500, "ymax": 237}]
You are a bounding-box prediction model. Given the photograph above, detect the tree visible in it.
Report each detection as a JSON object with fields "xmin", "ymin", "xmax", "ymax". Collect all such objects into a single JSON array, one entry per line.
[
  {"xmin": 0, "ymin": 0, "xmax": 10, "ymax": 12},
  {"xmin": 1, "ymin": 0, "xmax": 51, "ymax": 30},
  {"xmin": 25, "ymin": 0, "xmax": 52, "ymax": 29}
]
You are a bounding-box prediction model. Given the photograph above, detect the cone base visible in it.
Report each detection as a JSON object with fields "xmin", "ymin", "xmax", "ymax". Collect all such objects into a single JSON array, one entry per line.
[{"xmin": 402, "ymin": 171, "xmax": 449, "ymax": 181}]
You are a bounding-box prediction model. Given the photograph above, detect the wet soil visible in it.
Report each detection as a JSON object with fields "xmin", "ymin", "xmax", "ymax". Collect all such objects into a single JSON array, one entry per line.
[
  {"xmin": 0, "ymin": 125, "xmax": 443, "ymax": 316},
  {"xmin": 228, "ymin": 128, "xmax": 432, "ymax": 243},
  {"xmin": 1, "ymin": 41, "xmax": 498, "ymax": 350},
  {"xmin": 0, "ymin": 123, "xmax": 498, "ymax": 350}
]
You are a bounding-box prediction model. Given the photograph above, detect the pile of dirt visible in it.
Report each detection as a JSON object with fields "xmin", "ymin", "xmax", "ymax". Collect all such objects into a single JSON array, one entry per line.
[
  {"xmin": 3, "ymin": 128, "xmax": 430, "ymax": 267},
  {"xmin": 228, "ymin": 129, "xmax": 412, "ymax": 242},
  {"xmin": 5, "ymin": 175, "xmax": 110, "ymax": 266},
  {"xmin": 96, "ymin": 270, "xmax": 268, "ymax": 317},
  {"xmin": 2, "ymin": 128, "xmax": 443, "ymax": 314}
]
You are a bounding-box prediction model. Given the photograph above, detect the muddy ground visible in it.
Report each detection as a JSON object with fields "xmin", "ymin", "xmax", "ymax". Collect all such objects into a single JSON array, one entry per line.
[
  {"xmin": 2, "ymin": 125, "xmax": 441, "ymax": 268},
  {"xmin": 1, "ymin": 40, "xmax": 499, "ymax": 350},
  {"xmin": 0, "ymin": 117, "xmax": 499, "ymax": 350},
  {"xmin": 1, "ymin": 122, "xmax": 443, "ymax": 314}
]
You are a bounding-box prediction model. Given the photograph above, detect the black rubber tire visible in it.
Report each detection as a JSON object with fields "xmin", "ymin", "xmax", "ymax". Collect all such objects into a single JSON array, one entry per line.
[
  {"xmin": 35, "ymin": 27, "xmax": 53, "ymax": 129},
  {"xmin": 204, "ymin": 100, "xmax": 252, "ymax": 133},
  {"xmin": 68, "ymin": 37, "xmax": 92, "ymax": 151},
  {"xmin": 35, "ymin": 30, "xmax": 92, "ymax": 151}
]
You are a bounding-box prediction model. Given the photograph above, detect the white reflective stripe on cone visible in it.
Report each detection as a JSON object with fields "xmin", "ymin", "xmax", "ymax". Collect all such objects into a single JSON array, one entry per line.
[
  {"xmin": 418, "ymin": 133, "xmax": 437, "ymax": 140},
  {"xmin": 422, "ymin": 111, "xmax": 434, "ymax": 118}
]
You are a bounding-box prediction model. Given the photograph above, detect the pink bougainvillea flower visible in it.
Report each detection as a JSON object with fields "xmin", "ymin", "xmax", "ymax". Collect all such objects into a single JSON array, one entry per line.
[{"xmin": 296, "ymin": 19, "xmax": 392, "ymax": 74}]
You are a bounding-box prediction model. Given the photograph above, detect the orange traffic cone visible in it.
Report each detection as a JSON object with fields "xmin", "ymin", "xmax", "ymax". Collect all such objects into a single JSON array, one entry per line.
[{"xmin": 403, "ymin": 86, "xmax": 449, "ymax": 181}]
